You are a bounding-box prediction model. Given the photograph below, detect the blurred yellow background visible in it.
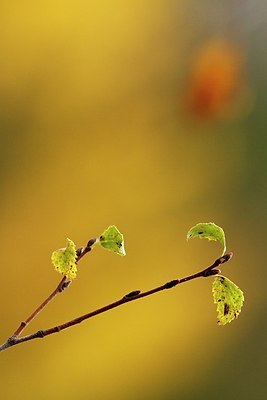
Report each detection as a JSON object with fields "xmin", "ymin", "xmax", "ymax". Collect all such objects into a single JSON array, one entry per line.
[{"xmin": 1, "ymin": 1, "xmax": 266, "ymax": 399}]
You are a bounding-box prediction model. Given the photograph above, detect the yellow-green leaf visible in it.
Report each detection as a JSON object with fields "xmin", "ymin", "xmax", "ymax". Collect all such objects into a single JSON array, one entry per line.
[
  {"xmin": 187, "ymin": 222, "xmax": 226, "ymax": 255},
  {"xmin": 212, "ymin": 275, "xmax": 244, "ymax": 325},
  {"xmin": 99, "ymin": 225, "xmax": 126, "ymax": 256},
  {"xmin": 51, "ymin": 238, "xmax": 77, "ymax": 280}
]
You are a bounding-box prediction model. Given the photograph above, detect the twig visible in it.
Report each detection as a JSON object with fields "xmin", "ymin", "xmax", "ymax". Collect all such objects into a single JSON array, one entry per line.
[
  {"xmin": 11, "ymin": 275, "xmax": 69, "ymax": 338},
  {"xmin": 10, "ymin": 238, "xmax": 97, "ymax": 338},
  {"xmin": 0, "ymin": 252, "xmax": 232, "ymax": 353}
]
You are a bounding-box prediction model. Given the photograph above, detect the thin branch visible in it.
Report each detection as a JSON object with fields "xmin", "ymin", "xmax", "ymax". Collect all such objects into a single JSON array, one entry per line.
[
  {"xmin": 0, "ymin": 253, "xmax": 232, "ymax": 353},
  {"xmin": 11, "ymin": 275, "xmax": 68, "ymax": 338},
  {"xmin": 10, "ymin": 238, "xmax": 97, "ymax": 338}
]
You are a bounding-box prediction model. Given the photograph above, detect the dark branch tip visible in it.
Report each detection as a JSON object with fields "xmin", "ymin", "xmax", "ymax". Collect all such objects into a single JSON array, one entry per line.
[
  {"xmin": 76, "ymin": 247, "xmax": 84, "ymax": 258},
  {"xmin": 59, "ymin": 280, "xmax": 72, "ymax": 292},
  {"xmin": 87, "ymin": 238, "xmax": 97, "ymax": 248},
  {"xmin": 218, "ymin": 252, "xmax": 233, "ymax": 264},
  {"xmin": 165, "ymin": 279, "xmax": 179, "ymax": 289},
  {"xmin": 204, "ymin": 268, "xmax": 221, "ymax": 277},
  {"xmin": 123, "ymin": 290, "xmax": 141, "ymax": 299}
]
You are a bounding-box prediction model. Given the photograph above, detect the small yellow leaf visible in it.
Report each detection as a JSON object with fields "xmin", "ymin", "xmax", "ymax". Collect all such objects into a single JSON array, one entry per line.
[
  {"xmin": 212, "ymin": 275, "xmax": 244, "ymax": 325},
  {"xmin": 99, "ymin": 225, "xmax": 126, "ymax": 256},
  {"xmin": 187, "ymin": 222, "xmax": 226, "ymax": 255},
  {"xmin": 51, "ymin": 238, "xmax": 77, "ymax": 280}
]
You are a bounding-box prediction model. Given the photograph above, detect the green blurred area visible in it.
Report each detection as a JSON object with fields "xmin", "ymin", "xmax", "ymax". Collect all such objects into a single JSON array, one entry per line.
[{"xmin": 1, "ymin": 1, "xmax": 266, "ymax": 399}]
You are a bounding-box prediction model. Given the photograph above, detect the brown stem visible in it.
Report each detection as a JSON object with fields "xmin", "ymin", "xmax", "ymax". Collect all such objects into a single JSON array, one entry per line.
[
  {"xmin": 0, "ymin": 253, "xmax": 232, "ymax": 352},
  {"xmin": 11, "ymin": 276, "xmax": 68, "ymax": 338},
  {"xmin": 11, "ymin": 238, "xmax": 97, "ymax": 338}
]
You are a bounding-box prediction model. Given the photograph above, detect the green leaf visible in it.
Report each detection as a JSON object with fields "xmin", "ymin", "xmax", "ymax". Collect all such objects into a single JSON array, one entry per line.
[
  {"xmin": 212, "ymin": 275, "xmax": 244, "ymax": 325},
  {"xmin": 51, "ymin": 238, "xmax": 77, "ymax": 280},
  {"xmin": 187, "ymin": 222, "xmax": 226, "ymax": 255},
  {"xmin": 99, "ymin": 225, "xmax": 126, "ymax": 256}
]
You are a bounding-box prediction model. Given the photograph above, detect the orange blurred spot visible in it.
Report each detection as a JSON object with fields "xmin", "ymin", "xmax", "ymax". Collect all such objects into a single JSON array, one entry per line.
[{"xmin": 184, "ymin": 39, "xmax": 247, "ymax": 119}]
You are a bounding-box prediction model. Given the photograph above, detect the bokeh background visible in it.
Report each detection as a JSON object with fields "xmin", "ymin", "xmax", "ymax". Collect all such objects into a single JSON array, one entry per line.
[{"xmin": 1, "ymin": 1, "xmax": 266, "ymax": 399}]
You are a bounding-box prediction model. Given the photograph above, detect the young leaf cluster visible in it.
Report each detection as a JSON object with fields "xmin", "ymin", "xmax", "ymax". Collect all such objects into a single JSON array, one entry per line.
[
  {"xmin": 51, "ymin": 225, "xmax": 125, "ymax": 279},
  {"xmin": 187, "ymin": 222, "xmax": 244, "ymax": 324}
]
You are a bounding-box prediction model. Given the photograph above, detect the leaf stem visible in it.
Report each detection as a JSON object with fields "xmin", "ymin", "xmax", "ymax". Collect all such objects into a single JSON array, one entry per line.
[{"xmin": 0, "ymin": 252, "xmax": 232, "ymax": 352}]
